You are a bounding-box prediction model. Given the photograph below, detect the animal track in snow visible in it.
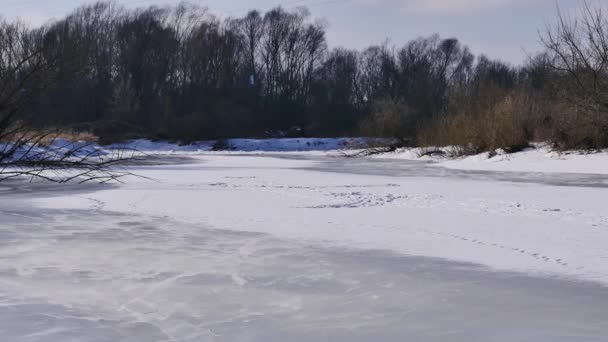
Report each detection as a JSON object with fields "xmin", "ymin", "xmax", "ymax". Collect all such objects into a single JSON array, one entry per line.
[
  {"xmin": 80, "ymin": 196, "xmax": 106, "ymax": 211},
  {"xmin": 305, "ymin": 192, "xmax": 409, "ymax": 209},
  {"xmin": 458, "ymin": 198, "xmax": 608, "ymax": 230},
  {"xmin": 426, "ymin": 229, "xmax": 570, "ymax": 267}
]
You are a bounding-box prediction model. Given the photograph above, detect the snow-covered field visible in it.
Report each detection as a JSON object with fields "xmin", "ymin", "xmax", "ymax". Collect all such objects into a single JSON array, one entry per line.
[{"xmin": 2, "ymin": 140, "xmax": 608, "ymax": 341}]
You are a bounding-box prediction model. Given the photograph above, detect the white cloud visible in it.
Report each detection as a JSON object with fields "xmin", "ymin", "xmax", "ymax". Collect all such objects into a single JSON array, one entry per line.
[
  {"xmin": 358, "ymin": 0, "xmax": 537, "ymax": 14},
  {"xmin": 23, "ymin": 13, "xmax": 55, "ymax": 27}
]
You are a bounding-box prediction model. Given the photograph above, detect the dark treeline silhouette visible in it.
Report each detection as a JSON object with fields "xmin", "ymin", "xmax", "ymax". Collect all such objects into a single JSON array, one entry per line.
[{"xmin": 3, "ymin": 1, "xmax": 608, "ymax": 151}]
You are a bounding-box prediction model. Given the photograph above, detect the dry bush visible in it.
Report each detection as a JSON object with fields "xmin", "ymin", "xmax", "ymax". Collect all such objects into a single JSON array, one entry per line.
[
  {"xmin": 0, "ymin": 125, "xmax": 98, "ymax": 145},
  {"xmin": 539, "ymin": 1, "xmax": 608, "ymax": 149},
  {"xmin": 28, "ymin": 130, "xmax": 98, "ymax": 146},
  {"xmin": 549, "ymin": 102, "xmax": 608, "ymax": 150},
  {"xmin": 359, "ymin": 99, "xmax": 417, "ymax": 140},
  {"xmin": 53, "ymin": 130, "xmax": 98, "ymax": 143},
  {"xmin": 343, "ymin": 137, "xmax": 396, "ymax": 149},
  {"xmin": 418, "ymin": 90, "xmax": 533, "ymax": 154}
]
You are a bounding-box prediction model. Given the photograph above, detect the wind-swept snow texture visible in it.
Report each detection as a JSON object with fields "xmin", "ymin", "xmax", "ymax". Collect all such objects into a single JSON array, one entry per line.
[{"xmin": 2, "ymin": 152, "xmax": 608, "ymax": 341}]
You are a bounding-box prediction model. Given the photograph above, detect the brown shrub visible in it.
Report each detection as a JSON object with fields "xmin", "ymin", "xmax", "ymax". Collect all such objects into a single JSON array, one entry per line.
[
  {"xmin": 418, "ymin": 90, "xmax": 533, "ymax": 154},
  {"xmin": 1, "ymin": 127, "xmax": 99, "ymax": 145},
  {"xmin": 359, "ymin": 99, "xmax": 417, "ymax": 140},
  {"xmin": 549, "ymin": 103, "xmax": 608, "ymax": 150}
]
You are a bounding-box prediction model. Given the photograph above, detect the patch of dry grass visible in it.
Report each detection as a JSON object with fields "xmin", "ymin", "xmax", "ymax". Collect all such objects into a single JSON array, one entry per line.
[{"xmin": 1, "ymin": 128, "xmax": 98, "ymax": 146}]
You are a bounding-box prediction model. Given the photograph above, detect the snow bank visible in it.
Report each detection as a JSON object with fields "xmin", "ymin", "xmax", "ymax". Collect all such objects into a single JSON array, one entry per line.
[
  {"xmin": 0, "ymin": 139, "xmax": 110, "ymax": 162},
  {"xmin": 227, "ymin": 137, "xmax": 361, "ymax": 151},
  {"xmin": 5, "ymin": 137, "xmax": 608, "ymax": 175},
  {"xmin": 371, "ymin": 144, "xmax": 608, "ymax": 175},
  {"xmin": 110, "ymin": 137, "xmax": 363, "ymax": 153},
  {"xmin": 436, "ymin": 147, "xmax": 608, "ymax": 175},
  {"xmin": 108, "ymin": 139, "xmax": 214, "ymax": 153}
]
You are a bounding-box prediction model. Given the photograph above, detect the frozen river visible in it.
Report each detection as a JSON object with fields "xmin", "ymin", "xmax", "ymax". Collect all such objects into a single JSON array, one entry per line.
[{"xmin": 1, "ymin": 154, "xmax": 607, "ymax": 341}]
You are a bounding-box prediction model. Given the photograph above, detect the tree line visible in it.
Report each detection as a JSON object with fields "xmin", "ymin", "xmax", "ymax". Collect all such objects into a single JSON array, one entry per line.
[{"xmin": 2, "ymin": 1, "xmax": 608, "ymax": 151}]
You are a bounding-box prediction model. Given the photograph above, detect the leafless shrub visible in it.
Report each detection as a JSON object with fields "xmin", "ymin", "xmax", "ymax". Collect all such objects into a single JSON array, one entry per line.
[
  {"xmin": 415, "ymin": 147, "xmax": 446, "ymax": 158},
  {"xmin": 0, "ymin": 18, "xmax": 137, "ymax": 183},
  {"xmin": 0, "ymin": 128, "xmax": 140, "ymax": 183},
  {"xmin": 359, "ymin": 98, "xmax": 417, "ymax": 141},
  {"xmin": 418, "ymin": 89, "xmax": 532, "ymax": 155},
  {"xmin": 549, "ymin": 101, "xmax": 608, "ymax": 150},
  {"xmin": 541, "ymin": 1, "xmax": 608, "ymax": 149}
]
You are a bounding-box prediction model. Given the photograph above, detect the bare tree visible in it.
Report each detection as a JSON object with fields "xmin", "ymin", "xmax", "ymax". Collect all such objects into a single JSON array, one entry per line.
[
  {"xmin": 237, "ymin": 10, "xmax": 265, "ymax": 91},
  {"xmin": 541, "ymin": 1, "xmax": 608, "ymax": 147},
  {"xmin": 0, "ymin": 18, "xmax": 138, "ymax": 183},
  {"xmin": 541, "ymin": 1, "xmax": 608, "ymax": 109},
  {"xmin": 0, "ymin": 132, "xmax": 137, "ymax": 184},
  {"xmin": 258, "ymin": 7, "xmax": 327, "ymax": 128}
]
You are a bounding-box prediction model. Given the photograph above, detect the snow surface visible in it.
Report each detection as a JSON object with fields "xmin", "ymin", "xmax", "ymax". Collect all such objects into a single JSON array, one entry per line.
[
  {"xmin": 3, "ymin": 188, "xmax": 608, "ymax": 341},
  {"xmin": 30, "ymin": 154, "xmax": 608, "ymax": 285},
  {"xmin": 3, "ymin": 139, "xmax": 608, "ymax": 341}
]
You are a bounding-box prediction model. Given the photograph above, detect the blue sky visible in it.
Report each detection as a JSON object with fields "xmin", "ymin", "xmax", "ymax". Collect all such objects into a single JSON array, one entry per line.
[{"xmin": 0, "ymin": 0, "xmax": 584, "ymax": 64}]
